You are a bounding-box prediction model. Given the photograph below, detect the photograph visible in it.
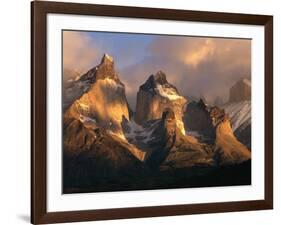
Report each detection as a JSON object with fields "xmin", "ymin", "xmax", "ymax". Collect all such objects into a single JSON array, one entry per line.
[
  {"xmin": 30, "ymin": 1, "xmax": 273, "ymax": 223},
  {"xmin": 62, "ymin": 30, "xmax": 252, "ymax": 194}
]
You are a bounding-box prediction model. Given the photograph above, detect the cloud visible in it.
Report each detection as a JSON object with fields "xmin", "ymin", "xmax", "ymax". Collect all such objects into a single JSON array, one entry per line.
[
  {"xmin": 63, "ymin": 31, "xmax": 101, "ymax": 78},
  {"xmin": 148, "ymin": 36, "xmax": 251, "ymax": 70},
  {"xmin": 149, "ymin": 37, "xmax": 216, "ymax": 67},
  {"xmin": 62, "ymin": 31, "xmax": 251, "ymax": 109},
  {"xmin": 119, "ymin": 36, "xmax": 251, "ymax": 108}
]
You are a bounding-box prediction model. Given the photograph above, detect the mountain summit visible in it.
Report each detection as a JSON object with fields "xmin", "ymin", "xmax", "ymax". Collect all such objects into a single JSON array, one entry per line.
[
  {"xmin": 141, "ymin": 70, "xmax": 169, "ymax": 89},
  {"xmin": 135, "ymin": 71, "xmax": 187, "ymax": 134},
  {"xmin": 79, "ymin": 53, "xmax": 119, "ymax": 83},
  {"xmin": 64, "ymin": 54, "xmax": 130, "ymax": 139}
]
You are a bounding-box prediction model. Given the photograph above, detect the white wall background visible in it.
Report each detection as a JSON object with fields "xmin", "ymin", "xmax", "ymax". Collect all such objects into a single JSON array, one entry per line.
[{"xmin": 0, "ymin": 0, "xmax": 279, "ymax": 224}]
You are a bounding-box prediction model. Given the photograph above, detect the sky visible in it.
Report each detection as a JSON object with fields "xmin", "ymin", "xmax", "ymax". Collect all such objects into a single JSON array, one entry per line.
[{"xmin": 63, "ymin": 30, "xmax": 251, "ymax": 109}]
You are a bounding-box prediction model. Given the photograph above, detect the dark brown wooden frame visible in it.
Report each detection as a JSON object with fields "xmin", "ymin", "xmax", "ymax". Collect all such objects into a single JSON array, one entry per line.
[{"xmin": 31, "ymin": 1, "xmax": 273, "ymax": 224}]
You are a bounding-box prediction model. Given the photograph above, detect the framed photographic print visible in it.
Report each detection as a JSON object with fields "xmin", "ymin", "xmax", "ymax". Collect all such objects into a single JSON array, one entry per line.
[{"xmin": 31, "ymin": 1, "xmax": 273, "ymax": 224}]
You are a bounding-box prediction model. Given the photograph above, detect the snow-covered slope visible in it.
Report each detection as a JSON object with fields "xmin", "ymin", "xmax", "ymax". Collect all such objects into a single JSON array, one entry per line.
[
  {"xmin": 224, "ymin": 101, "xmax": 251, "ymax": 132},
  {"xmin": 63, "ymin": 79, "xmax": 91, "ymax": 110},
  {"xmin": 155, "ymin": 84, "xmax": 184, "ymax": 101},
  {"xmin": 124, "ymin": 119, "xmax": 159, "ymax": 144},
  {"xmin": 223, "ymin": 100, "xmax": 251, "ymax": 149}
]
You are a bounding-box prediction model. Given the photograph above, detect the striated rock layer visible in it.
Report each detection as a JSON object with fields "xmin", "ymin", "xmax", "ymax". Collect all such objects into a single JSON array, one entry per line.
[{"xmin": 223, "ymin": 101, "xmax": 251, "ymax": 149}]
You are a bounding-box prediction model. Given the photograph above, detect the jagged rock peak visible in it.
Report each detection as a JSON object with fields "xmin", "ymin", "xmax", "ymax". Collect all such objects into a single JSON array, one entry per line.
[
  {"xmin": 101, "ymin": 53, "xmax": 114, "ymax": 64},
  {"xmin": 135, "ymin": 71, "xmax": 186, "ymax": 134},
  {"xmin": 198, "ymin": 98, "xmax": 208, "ymax": 109},
  {"xmin": 141, "ymin": 71, "xmax": 167, "ymax": 89},
  {"xmin": 153, "ymin": 70, "xmax": 168, "ymax": 85},
  {"xmin": 79, "ymin": 53, "xmax": 119, "ymax": 83},
  {"xmin": 140, "ymin": 70, "xmax": 178, "ymax": 93}
]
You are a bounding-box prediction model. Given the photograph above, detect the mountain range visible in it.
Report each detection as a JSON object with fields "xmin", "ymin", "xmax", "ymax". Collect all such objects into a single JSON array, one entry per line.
[{"xmin": 63, "ymin": 54, "xmax": 251, "ymax": 193}]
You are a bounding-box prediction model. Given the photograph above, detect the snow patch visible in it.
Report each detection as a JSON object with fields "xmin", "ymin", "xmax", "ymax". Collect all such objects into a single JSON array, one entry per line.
[
  {"xmin": 224, "ymin": 101, "xmax": 251, "ymax": 131},
  {"xmin": 185, "ymin": 130, "xmax": 201, "ymax": 137},
  {"xmin": 79, "ymin": 115, "xmax": 97, "ymax": 124},
  {"xmin": 155, "ymin": 84, "xmax": 183, "ymax": 100},
  {"xmin": 124, "ymin": 120, "xmax": 159, "ymax": 143},
  {"xmin": 102, "ymin": 78, "xmax": 123, "ymax": 90}
]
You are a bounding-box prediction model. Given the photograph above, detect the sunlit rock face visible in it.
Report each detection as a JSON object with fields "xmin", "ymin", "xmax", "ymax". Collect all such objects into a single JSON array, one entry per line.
[
  {"xmin": 208, "ymin": 106, "xmax": 251, "ymax": 165},
  {"xmin": 229, "ymin": 78, "xmax": 251, "ymax": 103},
  {"xmin": 214, "ymin": 118, "xmax": 251, "ymax": 164},
  {"xmin": 135, "ymin": 71, "xmax": 187, "ymax": 135},
  {"xmin": 64, "ymin": 54, "xmax": 130, "ymax": 139}
]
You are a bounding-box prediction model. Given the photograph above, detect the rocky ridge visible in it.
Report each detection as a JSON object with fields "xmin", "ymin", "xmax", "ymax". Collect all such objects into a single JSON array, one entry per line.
[
  {"xmin": 63, "ymin": 54, "xmax": 251, "ymax": 192},
  {"xmin": 135, "ymin": 71, "xmax": 187, "ymax": 135}
]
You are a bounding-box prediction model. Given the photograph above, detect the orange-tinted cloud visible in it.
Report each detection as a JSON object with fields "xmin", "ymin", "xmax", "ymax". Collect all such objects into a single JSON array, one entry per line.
[
  {"xmin": 63, "ymin": 31, "xmax": 100, "ymax": 77},
  {"xmin": 148, "ymin": 36, "xmax": 251, "ymax": 71},
  {"xmin": 63, "ymin": 31, "xmax": 251, "ymax": 108},
  {"xmin": 121, "ymin": 36, "xmax": 251, "ymax": 107}
]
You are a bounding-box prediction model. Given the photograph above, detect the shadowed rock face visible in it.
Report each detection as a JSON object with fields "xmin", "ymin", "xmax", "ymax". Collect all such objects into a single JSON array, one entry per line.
[
  {"xmin": 184, "ymin": 99, "xmax": 215, "ymax": 142},
  {"xmin": 63, "ymin": 118, "xmax": 144, "ymax": 189},
  {"xmin": 135, "ymin": 71, "xmax": 187, "ymax": 134}
]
